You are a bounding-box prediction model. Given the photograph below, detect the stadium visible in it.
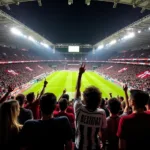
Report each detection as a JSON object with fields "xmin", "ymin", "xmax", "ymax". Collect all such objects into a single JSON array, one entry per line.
[{"xmin": 0, "ymin": 0, "xmax": 150, "ymax": 150}]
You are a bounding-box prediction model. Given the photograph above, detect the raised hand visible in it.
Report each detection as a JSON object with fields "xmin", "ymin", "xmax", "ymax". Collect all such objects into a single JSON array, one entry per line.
[
  {"xmin": 63, "ymin": 89, "xmax": 66, "ymax": 94},
  {"xmin": 79, "ymin": 63, "xmax": 86, "ymax": 74},
  {"xmin": 44, "ymin": 80, "xmax": 48, "ymax": 87},
  {"xmin": 8, "ymin": 86, "xmax": 14, "ymax": 93},
  {"xmin": 123, "ymin": 84, "xmax": 128, "ymax": 92},
  {"xmin": 109, "ymin": 93, "xmax": 112, "ymax": 98}
]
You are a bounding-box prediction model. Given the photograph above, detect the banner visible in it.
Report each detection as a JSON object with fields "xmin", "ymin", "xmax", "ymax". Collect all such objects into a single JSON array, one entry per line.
[
  {"xmin": 6, "ymin": 69, "xmax": 18, "ymax": 76},
  {"xmin": 25, "ymin": 67, "xmax": 33, "ymax": 71},
  {"xmin": 118, "ymin": 68, "xmax": 127, "ymax": 73},
  {"xmin": 0, "ymin": 60, "xmax": 149, "ymax": 66},
  {"xmin": 37, "ymin": 65, "xmax": 43, "ymax": 69},
  {"xmin": 137, "ymin": 71, "xmax": 150, "ymax": 79},
  {"xmin": 106, "ymin": 66, "xmax": 113, "ymax": 70}
]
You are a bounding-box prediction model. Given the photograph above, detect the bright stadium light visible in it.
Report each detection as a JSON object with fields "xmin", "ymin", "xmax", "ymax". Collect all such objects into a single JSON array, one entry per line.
[
  {"xmin": 28, "ymin": 36, "xmax": 36, "ymax": 42},
  {"xmin": 109, "ymin": 40, "xmax": 117, "ymax": 45},
  {"xmin": 138, "ymin": 30, "xmax": 141, "ymax": 33},
  {"xmin": 85, "ymin": 0, "xmax": 91, "ymax": 6},
  {"xmin": 68, "ymin": 0, "xmax": 73, "ymax": 5},
  {"xmin": 149, "ymin": 27, "xmax": 150, "ymax": 30},
  {"xmin": 40, "ymin": 42, "xmax": 49, "ymax": 48},
  {"xmin": 23, "ymin": 35, "xmax": 27, "ymax": 38},
  {"xmin": 10, "ymin": 27, "xmax": 23, "ymax": 36},
  {"xmin": 123, "ymin": 32, "xmax": 135, "ymax": 40},
  {"xmin": 98, "ymin": 45, "xmax": 104, "ymax": 49}
]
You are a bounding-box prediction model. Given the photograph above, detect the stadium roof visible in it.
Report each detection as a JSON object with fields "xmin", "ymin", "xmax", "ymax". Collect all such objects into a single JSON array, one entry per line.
[
  {"xmin": 0, "ymin": 9, "xmax": 54, "ymax": 50},
  {"xmin": 0, "ymin": 0, "xmax": 150, "ymax": 52},
  {"xmin": 0, "ymin": 0, "xmax": 42, "ymax": 7},
  {"xmin": 94, "ymin": 14, "xmax": 150, "ymax": 52},
  {"xmin": 88, "ymin": 0, "xmax": 150, "ymax": 12}
]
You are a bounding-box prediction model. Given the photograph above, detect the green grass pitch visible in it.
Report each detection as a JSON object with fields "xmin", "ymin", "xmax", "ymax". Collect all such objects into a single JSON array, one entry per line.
[{"xmin": 23, "ymin": 71, "xmax": 125, "ymax": 100}]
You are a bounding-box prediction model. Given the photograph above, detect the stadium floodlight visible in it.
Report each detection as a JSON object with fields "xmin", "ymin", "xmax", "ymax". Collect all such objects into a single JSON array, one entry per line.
[
  {"xmin": 10, "ymin": 27, "xmax": 23, "ymax": 36},
  {"xmin": 37, "ymin": 0, "xmax": 42, "ymax": 6},
  {"xmin": 40, "ymin": 42, "xmax": 49, "ymax": 48},
  {"xmin": 85, "ymin": 0, "xmax": 91, "ymax": 6},
  {"xmin": 23, "ymin": 35, "xmax": 27, "ymax": 38},
  {"xmin": 109, "ymin": 40, "xmax": 117, "ymax": 45},
  {"xmin": 123, "ymin": 32, "xmax": 135, "ymax": 40},
  {"xmin": 5, "ymin": 4, "xmax": 10, "ymax": 10},
  {"xmin": 149, "ymin": 27, "xmax": 150, "ymax": 30},
  {"xmin": 113, "ymin": 2, "xmax": 117, "ymax": 8},
  {"xmin": 141, "ymin": 8, "xmax": 145, "ymax": 13},
  {"xmin": 28, "ymin": 36, "xmax": 36, "ymax": 42},
  {"xmin": 98, "ymin": 45, "xmax": 104, "ymax": 50},
  {"xmin": 138, "ymin": 30, "xmax": 141, "ymax": 33},
  {"xmin": 68, "ymin": 0, "xmax": 73, "ymax": 5}
]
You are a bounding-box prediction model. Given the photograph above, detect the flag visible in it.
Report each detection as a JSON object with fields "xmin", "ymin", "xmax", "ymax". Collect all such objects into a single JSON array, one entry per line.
[
  {"xmin": 38, "ymin": 65, "xmax": 43, "ymax": 69},
  {"xmin": 6, "ymin": 69, "xmax": 18, "ymax": 76},
  {"xmin": 118, "ymin": 68, "xmax": 127, "ymax": 73},
  {"xmin": 106, "ymin": 66, "xmax": 113, "ymax": 70},
  {"xmin": 137, "ymin": 71, "xmax": 150, "ymax": 79},
  {"xmin": 25, "ymin": 67, "xmax": 33, "ymax": 71}
]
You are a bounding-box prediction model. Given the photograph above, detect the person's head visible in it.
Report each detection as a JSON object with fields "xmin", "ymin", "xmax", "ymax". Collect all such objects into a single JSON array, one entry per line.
[
  {"xmin": 83, "ymin": 86, "xmax": 102, "ymax": 111},
  {"xmin": 16, "ymin": 94, "xmax": 25, "ymax": 107},
  {"xmin": 130, "ymin": 90, "xmax": 149, "ymax": 110},
  {"xmin": 59, "ymin": 98, "xmax": 68, "ymax": 111},
  {"xmin": 26, "ymin": 92, "xmax": 35, "ymax": 103},
  {"xmin": 108, "ymin": 98, "xmax": 121, "ymax": 115},
  {"xmin": 40, "ymin": 93, "xmax": 56, "ymax": 115},
  {"xmin": 62, "ymin": 94, "xmax": 69, "ymax": 101},
  {"xmin": 11, "ymin": 96, "xmax": 14, "ymax": 99},
  {"xmin": 0, "ymin": 100, "xmax": 20, "ymax": 144},
  {"xmin": 100, "ymin": 98, "xmax": 105, "ymax": 108},
  {"xmin": 119, "ymin": 96, "xmax": 124, "ymax": 102}
]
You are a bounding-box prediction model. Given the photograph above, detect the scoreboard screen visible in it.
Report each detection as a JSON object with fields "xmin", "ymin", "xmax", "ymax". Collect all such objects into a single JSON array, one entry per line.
[{"xmin": 68, "ymin": 46, "xmax": 80, "ymax": 52}]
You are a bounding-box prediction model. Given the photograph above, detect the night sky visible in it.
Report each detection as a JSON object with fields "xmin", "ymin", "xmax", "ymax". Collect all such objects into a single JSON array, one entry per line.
[{"xmin": 2, "ymin": 0, "xmax": 150, "ymax": 44}]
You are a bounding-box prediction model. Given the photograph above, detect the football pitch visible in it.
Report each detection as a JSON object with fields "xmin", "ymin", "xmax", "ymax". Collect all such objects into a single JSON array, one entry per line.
[{"xmin": 23, "ymin": 71, "xmax": 125, "ymax": 100}]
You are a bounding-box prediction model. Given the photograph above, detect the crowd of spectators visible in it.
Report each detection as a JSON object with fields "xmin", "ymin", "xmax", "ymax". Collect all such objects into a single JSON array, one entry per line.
[
  {"xmin": 0, "ymin": 63, "xmax": 52, "ymax": 95},
  {"xmin": 0, "ymin": 64, "xmax": 150, "ymax": 150},
  {"xmin": 0, "ymin": 46, "xmax": 44, "ymax": 61},
  {"xmin": 111, "ymin": 49, "xmax": 150, "ymax": 59},
  {"xmin": 97, "ymin": 64, "xmax": 150, "ymax": 92},
  {"xmin": 0, "ymin": 46, "xmax": 102, "ymax": 62}
]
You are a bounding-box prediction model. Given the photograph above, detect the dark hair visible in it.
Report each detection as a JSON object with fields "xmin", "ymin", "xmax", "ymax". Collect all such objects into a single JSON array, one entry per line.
[
  {"xmin": 62, "ymin": 94, "xmax": 69, "ymax": 101},
  {"xmin": 100, "ymin": 98, "xmax": 105, "ymax": 108},
  {"xmin": 11, "ymin": 96, "xmax": 14, "ymax": 99},
  {"xmin": 108, "ymin": 98, "xmax": 121, "ymax": 114},
  {"xmin": 26, "ymin": 92, "xmax": 35, "ymax": 103},
  {"xmin": 40, "ymin": 93, "xmax": 56, "ymax": 115},
  {"xmin": 59, "ymin": 98, "xmax": 68, "ymax": 111},
  {"xmin": 130, "ymin": 90, "xmax": 149, "ymax": 109},
  {"xmin": 83, "ymin": 86, "xmax": 102, "ymax": 111},
  {"xmin": 16, "ymin": 94, "xmax": 25, "ymax": 106},
  {"xmin": 120, "ymin": 97, "xmax": 124, "ymax": 101}
]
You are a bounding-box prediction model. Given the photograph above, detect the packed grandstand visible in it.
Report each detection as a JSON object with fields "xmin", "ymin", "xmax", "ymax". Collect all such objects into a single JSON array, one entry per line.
[{"xmin": 0, "ymin": 1, "xmax": 150, "ymax": 150}]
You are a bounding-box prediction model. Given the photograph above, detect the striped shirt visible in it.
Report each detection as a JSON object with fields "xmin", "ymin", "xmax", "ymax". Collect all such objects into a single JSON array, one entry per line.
[{"xmin": 74, "ymin": 100, "xmax": 107, "ymax": 150}]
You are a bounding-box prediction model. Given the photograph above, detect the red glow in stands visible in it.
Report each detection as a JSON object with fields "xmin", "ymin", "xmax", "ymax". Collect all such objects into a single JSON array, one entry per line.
[{"xmin": 137, "ymin": 71, "xmax": 150, "ymax": 79}]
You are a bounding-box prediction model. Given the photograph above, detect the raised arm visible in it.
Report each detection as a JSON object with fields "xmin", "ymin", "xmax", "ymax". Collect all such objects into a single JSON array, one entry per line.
[
  {"xmin": 109, "ymin": 93, "xmax": 113, "ymax": 98},
  {"xmin": 38, "ymin": 80, "xmax": 48, "ymax": 99},
  {"xmin": 58, "ymin": 89, "xmax": 66, "ymax": 101},
  {"xmin": 123, "ymin": 84, "xmax": 129, "ymax": 113},
  {"xmin": 75, "ymin": 64, "xmax": 85, "ymax": 99},
  {"xmin": 0, "ymin": 86, "xmax": 13, "ymax": 103}
]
